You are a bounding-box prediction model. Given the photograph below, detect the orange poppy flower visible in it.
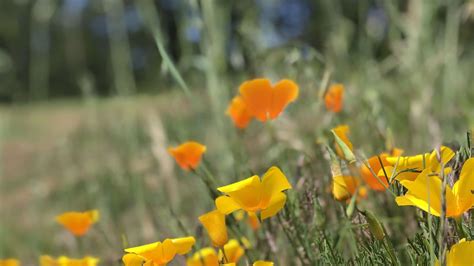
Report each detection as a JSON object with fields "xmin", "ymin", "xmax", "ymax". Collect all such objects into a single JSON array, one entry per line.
[
  {"xmin": 168, "ymin": 141, "xmax": 207, "ymax": 171},
  {"xmin": 56, "ymin": 210, "xmax": 99, "ymax": 236},
  {"xmin": 360, "ymin": 149, "xmax": 404, "ymax": 191},
  {"xmin": 324, "ymin": 83, "xmax": 344, "ymax": 113},
  {"xmin": 226, "ymin": 96, "xmax": 253, "ymax": 129},
  {"xmin": 238, "ymin": 78, "xmax": 298, "ymax": 122}
]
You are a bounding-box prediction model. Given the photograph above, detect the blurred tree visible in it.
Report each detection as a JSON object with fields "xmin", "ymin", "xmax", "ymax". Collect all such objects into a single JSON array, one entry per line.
[{"xmin": 0, "ymin": 0, "xmax": 473, "ymax": 102}]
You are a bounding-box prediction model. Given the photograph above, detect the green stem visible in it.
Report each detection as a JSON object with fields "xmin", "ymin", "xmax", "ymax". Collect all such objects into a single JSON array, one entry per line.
[
  {"xmin": 220, "ymin": 247, "xmax": 229, "ymax": 263},
  {"xmin": 75, "ymin": 236, "xmax": 84, "ymax": 257},
  {"xmin": 454, "ymin": 216, "xmax": 467, "ymax": 239}
]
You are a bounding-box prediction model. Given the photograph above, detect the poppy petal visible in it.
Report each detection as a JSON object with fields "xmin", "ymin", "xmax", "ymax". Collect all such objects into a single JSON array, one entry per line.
[
  {"xmin": 261, "ymin": 192, "xmax": 287, "ymax": 220},
  {"xmin": 269, "ymin": 79, "xmax": 298, "ymax": 119},
  {"xmin": 446, "ymin": 240, "xmax": 474, "ymax": 266},
  {"xmin": 260, "ymin": 166, "xmax": 292, "ymax": 207},
  {"xmin": 217, "ymin": 176, "xmax": 260, "ymax": 193},
  {"xmin": 239, "ymin": 79, "xmax": 273, "ymax": 122},
  {"xmin": 324, "ymin": 84, "xmax": 344, "ymax": 113},
  {"xmin": 168, "ymin": 141, "xmax": 206, "ymax": 171},
  {"xmin": 171, "ymin": 237, "xmax": 196, "ymax": 254},
  {"xmin": 227, "ymin": 96, "xmax": 253, "ymax": 129},
  {"xmin": 199, "ymin": 210, "xmax": 228, "ymax": 247},
  {"xmin": 396, "ymin": 194, "xmax": 441, "ymax": 217},
  {"xmin": 216, "ymin": 196, "xmax": 242, "ymax": 214},
  {"xmin": 452, "ymin": 158, "xmax": 474, "ymax": 213}
]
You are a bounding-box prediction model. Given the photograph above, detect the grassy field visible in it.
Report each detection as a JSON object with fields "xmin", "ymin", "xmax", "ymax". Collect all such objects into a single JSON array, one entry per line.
[
  {"xmin": 1, "ymin": 71, "xmax": 473, "ymax": 265},
  {"xmin": 2, "ymin": 1, "xmax": 474, "ymax": 265}
]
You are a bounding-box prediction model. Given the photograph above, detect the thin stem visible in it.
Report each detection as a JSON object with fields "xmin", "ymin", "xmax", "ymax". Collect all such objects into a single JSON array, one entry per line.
[
  {"xmin": 358, "ymin": 157, "xmax": 397, "ymax": 197},
  {"xmin": 377, "ymin": 155, "xmax": 390, "ymax": 186},
  {"xmin": 438, "ymin": 163, "xmax": 447, "ymax": 265},
  {"xmin": 75, "ymin": 236, "xmax": 84, "ymax": 257},
  {"xmin": 220, "ymin": 247, "xmax": 229, "ymax": 263}
]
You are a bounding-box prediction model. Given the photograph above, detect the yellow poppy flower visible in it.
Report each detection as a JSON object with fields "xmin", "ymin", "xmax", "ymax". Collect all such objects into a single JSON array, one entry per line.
[
  {"xmin": 168, "ymin": 141, "xmax": 207, "ymax": 171},
  {"xmin": 218, "ymin": 239, "xmax": 244, "ymax": 264},
  {"xmin": 396, "ymin": 158, "xmax": 474, "ymax": 217},
  {"xmin": 122, "ymin": 253, "xmax": 148, "ymax": 266},
  {"xmin": 386, "ymin": 146, "xmax": 454, "ymax": 181},
  {"xmin": 199, "ymin": 210, "xmax": 228, "ymax": 247},
  {"xmin": 39, "ymin": 255, "xmax": 99, "ymax": 266},
  {"xmin": 56, "ymin": 210, "xmax": 99, "ymax": 236},
  {"xmin": 186, "ymin": 239, "xmax": 244, "ymax": 266},
  {"xmin": 186, "ymin": 248, "xmax": 219, "ymax": 266},
  {"xmin": 0, "ymin": 259, "xmax": 20, "ymax": 266},
  {"xmin": 123, "ymin": 236, "xmax": 195, "ymax": 266},
  {"xmin": 215, "ymin": 166, "xmax": 292, "ymax": 220},
  {"xmin": 253, "ymin": 261, "xmax": 274, "ymax": 266},
  {"xmin": 238, "ymin": 78, "xmax": 299, "ymax": 122},
  {"xmin": 445, "ymin": 239, "xmax": 474, "ymax": 266},
  {"xmin": 332, "ymin": 175, "xmax": 367, "ymax": 201}
]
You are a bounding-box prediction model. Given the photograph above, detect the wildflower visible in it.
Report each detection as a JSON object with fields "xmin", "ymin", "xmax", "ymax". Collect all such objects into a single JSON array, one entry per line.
[
  {"xmin": 215, "ymin": 166, "xmax": 292, "ymax": 220},
  {"xmin": 186, "ymin": 248, "xmax": 219, "ymax": 266},
  {"xmin": 359, "ymin": 148, "xmax": 404, "ymax": 191},
  {"xmin": 324, "ymin": 83, "xmax": 344, "ymax": 113},
  {"xmin": 396, "ymin": 158, "xmax": 474, "ymax": 217},
  {"xmin": 238, "ymin": 78, "xmax": 299, "ymax": 122},
  {"xmin": 253, "ymin": 261, "xmax": 274, "ymax": 266},
  {"xmin": 332, "ymin": 125, "xmax": 354, "ymax": 161},
  {"xmin": 386, "ymin": 146, "xmax": 454, "ymax": 181},
  {"xmin": 199, "ymin": 210, "xmax": 228, "ymax": 247},
  {"xmin": 226, "ymin": 96, "xmax": 253, "ymax": 129},
  {"xmin": 332, "ymin": 175, "xmax": 367, "ymax": 201},
  {"xmin": 121, "ymin": 254, "xmax": 147, "ymax": 266},
  {"xmin": 218, "ymin": 240, "xmax": 244, "ymax": 264},
  {"xmin": 123, "ymin": 236, "xmax": 195, "ymax": 266},
  {"xmin": 39, "ymin": 255, "xmax": 99, "ymax": 266},
  {"xmin": 168, "ymin": 141, "xmax": 207, "ymax": 171},
  {"xmin": 444, "ymin": 239, "xmax": 474, "ymax": 266},
  {"xmin": 56, "ymin": 210, "xmax": 99, "ymax": 236},
  {"xmin": 0, "ymin": 259, "xmax": 20, "ymax": 266},
  {"xmin": 186, "ymin": 240, "xmax": 244, "ymax": 266}
]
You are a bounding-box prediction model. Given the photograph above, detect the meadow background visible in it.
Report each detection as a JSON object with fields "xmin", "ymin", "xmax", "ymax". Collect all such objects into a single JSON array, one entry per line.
[{"xmin": 1, "ymin": 0, "xmax": 474, "ymax": 265}]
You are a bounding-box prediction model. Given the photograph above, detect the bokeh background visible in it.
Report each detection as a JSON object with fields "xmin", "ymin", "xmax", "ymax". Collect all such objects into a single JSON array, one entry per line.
[{"xmin": 1, "ymin": 0, "xmax": 474, "ymax": 264}]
